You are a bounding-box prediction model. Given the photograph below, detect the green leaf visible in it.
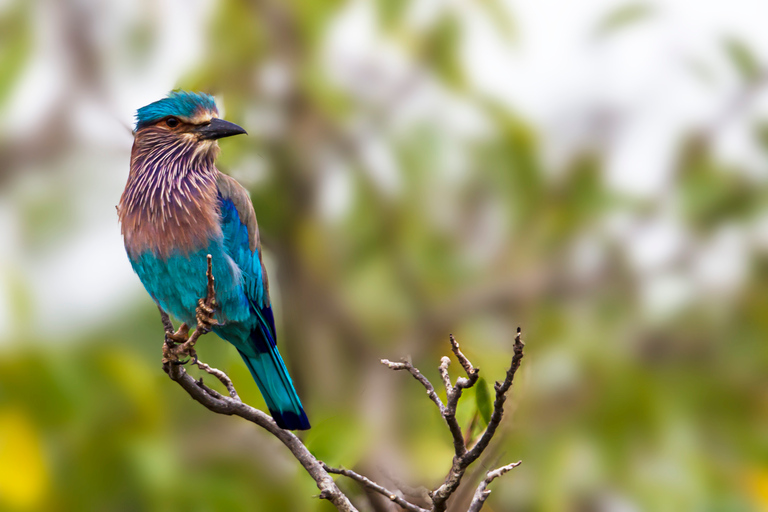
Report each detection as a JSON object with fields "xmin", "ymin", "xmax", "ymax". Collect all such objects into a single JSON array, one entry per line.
[
  {"xmin": 724, "ymin": 37, "xmax": 761, "ymax": 83},
  {"xmin": 594, "ymin": 3, "xmax": 653, "ymax": 38},
  {"xmin": 475, "ymin": 377, "xmax": 492, "ymax": 427}
]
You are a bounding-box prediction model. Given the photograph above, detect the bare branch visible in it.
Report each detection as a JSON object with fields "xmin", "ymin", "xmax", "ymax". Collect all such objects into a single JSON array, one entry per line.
[
  {"xmin": 383, "ymin": 354, "xmax": 467, "ymax": 460},
  {"xmin": 429, "ymin": 329, "xmax": 525, "ymax": 512},
  {"xmin": 158, "ymin": 307, "xmax": 175, "ymax": 333},
  {"xmin": 157, "ymin": 256, "xmax": 358, "ymax": 511},
  {"xmin": 381, "ymin": 359, "xmax": 445, "ymax": 413},
  {"xmin": 439, "ymin": 354, "xmax": 468, "ymax": 458},
  {"xmin": 155, "ymin": 258, "xmax": 524, "ymax": 512},
  {"xmin": 322, "ymin": 463, "xmax": 429, "ymax": 512},
  {"xmin": 164, "ymin": 361, "xmax": 358, "ymax": 511},
  {"xmin": 449, "ymin": 334, "xmax": 477, "ymax": 383},
  {"xmin": 467, "ymin": 461, "xmax": 522, "ymax": 512},
  {"xmin": 438, "ymin": 357, "xmax": 453, "ymax": 395},
  {"xmin": 161, "ymin": 320, "xmax": 524, "ymax": 512},
  {"xmin": 465, "ymin": 328, "xmax": 525, "ymax": 462},
  {"xmin": 194, "ymin": 359, "xmax": 241, "ymax": 401},
  {"xmin": 441, "ymin": 335, "xmax": 481, "ymax": 459}
]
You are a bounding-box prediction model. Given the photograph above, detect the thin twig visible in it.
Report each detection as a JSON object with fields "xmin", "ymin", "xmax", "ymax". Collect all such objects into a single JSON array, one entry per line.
[
  {"xmin": 195, "ymin": 359, "xmax": 241, "ymax": 400},
  {"xmin": 381, "ymin": 359, "xmax": 446, "ymax": 413},
  {"xmin": 164, "ymin": 362, "xmax": 357, "ymax": 511},
  {"xmin": 438, "ymin": 357, "xmax": 453, "ymax": 395},
  {"xmin": 442, "ymin": 360, "xmax": 469, "ymax": 457},
  {"xmin": 322, "ymin": 463, "xmax": 429, "ymax": 512},
  {"xmin": 442, "ymin": 335, "xmax": 481, "ymax": 459},
  {"xmin": 429, "ymin": 328, "xmax": 525, "ymax": 512},
  {"xmin": 449, "ymin": 334, "xmax": 477, "ymax": 382},
  {"xmin": 466, "ymin": 461, "xmax": 522, "ymax": 512},
  {"xmin": 464, "ymin": 328, "xmax": 524, "ymax": 462}
]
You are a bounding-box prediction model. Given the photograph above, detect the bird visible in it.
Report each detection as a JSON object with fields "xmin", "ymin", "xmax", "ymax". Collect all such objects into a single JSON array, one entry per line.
[{"xmin": 118, "ymin": 90, "xmax": 310, "ymax": 430}]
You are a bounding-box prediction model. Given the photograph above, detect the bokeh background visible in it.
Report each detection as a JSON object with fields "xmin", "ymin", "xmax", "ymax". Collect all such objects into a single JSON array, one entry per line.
[{"xmin": 1, "ymin": 0, "xmax": 768, "ymax": 510}]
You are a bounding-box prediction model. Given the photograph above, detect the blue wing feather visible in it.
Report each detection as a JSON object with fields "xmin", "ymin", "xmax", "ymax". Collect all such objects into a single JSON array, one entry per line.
[
  {"xmin": 218, "ymin": 196, "xmax": 267, "ymax": 305},
  {"xmin": 218, "ymin": 193, "xmax": 277, "ymax": 346},
  {"xmin": 215, "ymin": 174, "xmax": 309, "ymax": 430}
]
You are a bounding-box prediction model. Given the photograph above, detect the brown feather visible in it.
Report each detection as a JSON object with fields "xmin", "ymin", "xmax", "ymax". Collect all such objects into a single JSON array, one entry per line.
[{"xmin": 118, "ymin": 127, "xmax": 221, "ymax": 258}]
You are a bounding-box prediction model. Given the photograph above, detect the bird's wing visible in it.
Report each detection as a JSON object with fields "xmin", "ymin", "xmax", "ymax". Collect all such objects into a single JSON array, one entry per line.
[
  {"xmin": 216, "ymin": 172, "xmax": 277, "ymax": 343},
  {"xmin": 216, "ymin": 174, "xmax": 308, "ymax": 430}
]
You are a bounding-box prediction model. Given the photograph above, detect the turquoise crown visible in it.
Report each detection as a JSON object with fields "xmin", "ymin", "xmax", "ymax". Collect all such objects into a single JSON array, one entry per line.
[{"xmin": 135, "ymin": 91, "xmax": 218, "ymax": 130}]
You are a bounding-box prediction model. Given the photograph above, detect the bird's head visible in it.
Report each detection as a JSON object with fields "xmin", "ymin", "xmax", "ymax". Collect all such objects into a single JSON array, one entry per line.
[{"xmin": 133, "ymin": 90, "xmax": 246, "ymax": 162}]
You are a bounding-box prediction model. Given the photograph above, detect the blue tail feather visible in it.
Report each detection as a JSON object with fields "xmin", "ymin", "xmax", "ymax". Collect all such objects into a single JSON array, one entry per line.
[{"xmin": 237, "ymin": 345, "xmax": 310, "ymax": 430}]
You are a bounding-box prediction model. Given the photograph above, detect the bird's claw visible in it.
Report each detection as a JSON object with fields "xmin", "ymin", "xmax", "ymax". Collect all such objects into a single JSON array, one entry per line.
[
  {"xmin": 161, "ymin": 321, "xmax": 199, "ymax": 365},
  {"xmin": 196, "ymin": 298, "xmax": 219, "ymax": 332},
  {"xmin": 165, "ymin": 323, "xmax": 190, "ymax": 344},
  {"xmin": 163, "ymin": 345, "xmax": 197, "ymax": 366},
  {"xmin": 198, "ymin": 299, "xmax": 215, "ymax": 315}
]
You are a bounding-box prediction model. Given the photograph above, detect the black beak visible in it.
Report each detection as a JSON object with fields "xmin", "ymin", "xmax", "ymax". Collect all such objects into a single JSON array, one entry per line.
[{"xmin": 195, "ymin": 118, "xmax": 247, "ymax": 140}]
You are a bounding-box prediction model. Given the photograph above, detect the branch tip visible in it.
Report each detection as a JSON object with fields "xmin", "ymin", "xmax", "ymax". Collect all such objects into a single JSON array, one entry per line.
[{"xmin": 467, "ymin": 461, "xmax": 522, "ymax": 512}]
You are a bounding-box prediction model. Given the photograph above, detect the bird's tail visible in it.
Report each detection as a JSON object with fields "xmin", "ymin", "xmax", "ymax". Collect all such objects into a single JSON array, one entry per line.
[{"xmin": 237, "ymin": 344, "xmax": 310, "ymax": 430}]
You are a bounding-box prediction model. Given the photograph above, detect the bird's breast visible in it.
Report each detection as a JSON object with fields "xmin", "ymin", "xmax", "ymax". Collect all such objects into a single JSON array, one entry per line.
[
  {"xmin": 119, "ymin": 173, "xmax": 221, "ymax": 259},
  {"xmin": 128, "ymin": 242, "xmax": 251, "ymax": 326}
]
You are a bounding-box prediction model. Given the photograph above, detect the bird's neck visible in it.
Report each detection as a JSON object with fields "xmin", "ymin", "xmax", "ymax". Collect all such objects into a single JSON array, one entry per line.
[{"xmin": 119, "ymin": 135, "xmax": 222, "ymax": 258}]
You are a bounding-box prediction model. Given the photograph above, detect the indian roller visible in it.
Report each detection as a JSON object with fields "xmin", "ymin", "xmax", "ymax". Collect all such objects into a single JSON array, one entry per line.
[{"xmin": 118, "ymin": 91, "xmax": 310, "ymax": 430}]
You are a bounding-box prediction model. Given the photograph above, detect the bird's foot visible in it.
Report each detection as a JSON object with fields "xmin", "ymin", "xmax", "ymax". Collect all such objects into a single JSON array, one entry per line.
[
  {"xmin": 176, "ymin": 347, "xmax": 198, "ymax": 366},
  {"xmin": 162, "ymin": 323, "xmax": 198, "ymax": 365},
  {"xmin": 166, "ymin": 323, "xmax": 190, "ymax": 344},
  {"xmin": 162, "ymin": 338, "xmax": 198, "ymax": 366},
  {"xmin": 196, "ymin": 298, "xmax": 219, "ymax": 333}
]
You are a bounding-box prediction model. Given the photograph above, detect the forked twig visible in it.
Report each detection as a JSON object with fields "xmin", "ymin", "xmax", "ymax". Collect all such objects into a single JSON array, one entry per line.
[
  {"xmin": 380, "ymin": 358, "xmax": 446, "ymax": 413},
  {"xmin": 379, "ymin": 331, "xmax": 525, "ymax": 512},
  {"xmin": 194, "ymin": 359, "xmax": 241, "ymax": 400}
]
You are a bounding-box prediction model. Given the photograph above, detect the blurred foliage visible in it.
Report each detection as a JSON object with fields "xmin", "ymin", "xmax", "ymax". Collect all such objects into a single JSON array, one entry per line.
[
  {"xmin": 0, "ymin": 2, "xmax": 31, "ymax": 109},
  {"xmin": 724, "ymin": 37, "xmax": 762, "ymax": 84},
  {"xmin": 593, "ymin": 3, "xmax": 654, "ymax": 38},
  {"xmin": 676, "ymin": 137, "xmax": 761, "ymax": 232},
  {"xmin": 1, "ymin": 0, "xmax": 768, "ymax": 511}
]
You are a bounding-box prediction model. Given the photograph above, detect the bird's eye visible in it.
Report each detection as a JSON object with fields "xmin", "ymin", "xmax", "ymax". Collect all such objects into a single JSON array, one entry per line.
[{"xmin": 165, "ymin": 117, "xmax": 180, "ymax": 128}]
